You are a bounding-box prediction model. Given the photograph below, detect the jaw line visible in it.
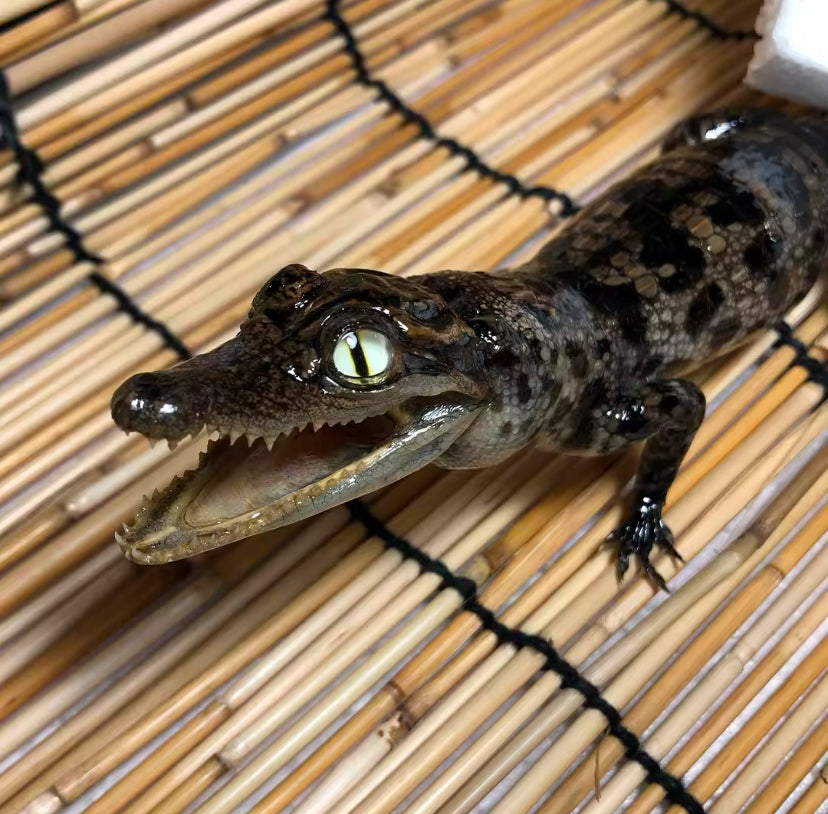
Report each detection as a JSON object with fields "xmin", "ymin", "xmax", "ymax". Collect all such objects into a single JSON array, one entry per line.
[{"xmin": 116, "ymin": 396, "xmax": 481, "ymax": 564}]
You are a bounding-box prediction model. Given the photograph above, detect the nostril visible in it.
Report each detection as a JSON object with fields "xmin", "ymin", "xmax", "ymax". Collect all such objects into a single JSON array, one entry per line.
[{"xmin": 128, "ymin": 372, "xmax": 164, "ymax": 401}]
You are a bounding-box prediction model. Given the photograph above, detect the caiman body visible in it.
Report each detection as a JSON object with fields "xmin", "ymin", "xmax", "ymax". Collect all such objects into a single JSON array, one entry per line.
[{"xmin": 111, "ymin": 108, "xmax": 827, "ymax": 588}]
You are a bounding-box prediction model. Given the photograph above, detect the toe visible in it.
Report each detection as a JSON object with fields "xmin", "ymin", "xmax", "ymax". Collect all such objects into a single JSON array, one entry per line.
[{"xmin": 643, "ymin": 559, "xmax": 670, "ymax": 593}]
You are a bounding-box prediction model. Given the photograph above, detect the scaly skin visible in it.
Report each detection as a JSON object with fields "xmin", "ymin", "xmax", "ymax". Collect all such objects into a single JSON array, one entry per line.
[{"xmin": 111, "ymin": 108, "xmax": 826, "ymax": 587}]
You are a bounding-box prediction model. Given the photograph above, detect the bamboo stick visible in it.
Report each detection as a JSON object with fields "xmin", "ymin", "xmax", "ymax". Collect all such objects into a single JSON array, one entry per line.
[
  {"xmin": 784, "ymin": 769, "xmax": 828, "ymax": 814},
  {"xmin": 0, "ymin": 440, "xmax": 198, "ymax": 617},
  {"xmin": 242, "ymin": 454, "xmax": 628, "ymax": 813},
  {"xmin": 0, "ymin": 0, "xmax": 456, "ymax": 248},
  {"xmin": 0, "ymin": 0, "xmax": 57, "ymax": 23},
  {"xmin": 0, "ymin": 6, "xmax": 736, "ymax": 342},
  {"xmin": 0, "ymin": 4, "xmax": 78, "ymax": 63},
  {"xmin": 6, "ymin": 0, "xmax": 215, "ymax": 93},
  {"xmin": 698, "ymin": 672, "xmax": 828, "ymax": 813},
  {"xmin": 15, "ymin": 0, "xmax": 318, "ymax": 129},
  {"xmin": 0, "ymin": 558, "xmax": 133, "ymax": 684},
  {"xmin": 0, "ymin": 548, "xmax": 125, "ymax": 648},
  {"xmin": 736, "ymin": 717, "xmax": 828, "ymax": 814}
]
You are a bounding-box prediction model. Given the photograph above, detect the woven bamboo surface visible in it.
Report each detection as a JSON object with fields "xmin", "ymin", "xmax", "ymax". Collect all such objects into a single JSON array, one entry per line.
[{"xmin": 0, "ymin": 0, "xmax": 826, "ymax": 812}]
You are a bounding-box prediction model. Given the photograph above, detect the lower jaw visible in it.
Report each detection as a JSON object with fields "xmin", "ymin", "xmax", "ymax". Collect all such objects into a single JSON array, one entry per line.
[{"xmin": 119, "ymin": 399, "xmax": 480, "ymax": 563}]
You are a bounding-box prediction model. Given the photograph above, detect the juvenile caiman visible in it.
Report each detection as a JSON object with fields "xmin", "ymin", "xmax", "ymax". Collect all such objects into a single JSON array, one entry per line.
[{"xmin": 111, "ymin": 107, "xmax": 826, "ymax": 588}]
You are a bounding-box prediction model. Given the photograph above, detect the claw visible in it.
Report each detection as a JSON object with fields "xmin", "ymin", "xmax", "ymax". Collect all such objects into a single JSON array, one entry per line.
[
  {"xmin": 605, "ymin": 499, "xmax": 680, "ymax": 592},
  {"xmin": 642, "ymin": 559, "xmax": 670, "ymax": 593}
]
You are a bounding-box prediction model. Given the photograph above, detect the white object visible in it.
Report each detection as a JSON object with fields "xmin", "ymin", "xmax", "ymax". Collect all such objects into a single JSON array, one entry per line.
[{"xmin": 746, "ymin": 0, "xmax": 828, "ymax": 109}]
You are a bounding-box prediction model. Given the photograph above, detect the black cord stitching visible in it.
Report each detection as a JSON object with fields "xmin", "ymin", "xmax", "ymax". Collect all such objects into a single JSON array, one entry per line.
[
  {"xmin": 650, "ymin": 0, "xmax": 757, "ymax": 40},
  {"xmin": 322, "ymin": 0, "xmax": 579, "ymax": 217},
  {"xmin": 774, "ymin": 321, "xmax": 828, "ymax": 401},
  {"xmin": 0, "ymin": 73, "xmax": 192, "ymax": 360},
  {"xmin": 348, "ymin": 499, "xmax": 706, "ymax": 814}
]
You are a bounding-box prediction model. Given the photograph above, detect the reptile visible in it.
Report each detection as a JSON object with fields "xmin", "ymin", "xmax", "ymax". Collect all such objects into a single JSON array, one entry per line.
[{"xmin": 111, "ymin": 107, "xmax": 826, "ymax": 588}]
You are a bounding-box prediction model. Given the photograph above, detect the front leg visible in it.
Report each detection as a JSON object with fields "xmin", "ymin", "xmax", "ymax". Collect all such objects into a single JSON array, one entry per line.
[{"xmin": 568, "ymin": 379, "xmax": 706, "ymax": 590}]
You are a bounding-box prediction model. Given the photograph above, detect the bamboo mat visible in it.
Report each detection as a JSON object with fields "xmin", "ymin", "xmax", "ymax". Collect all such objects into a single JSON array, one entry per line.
[{"xmin": 0, "ymin": 0, "xmax": 826, "ymax": 812}]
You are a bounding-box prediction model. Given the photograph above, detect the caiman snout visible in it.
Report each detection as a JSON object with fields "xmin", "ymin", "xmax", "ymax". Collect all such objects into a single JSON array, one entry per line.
[{"xmin": 111, "ymin": 371, "xmax": 210, "ymax": 441}]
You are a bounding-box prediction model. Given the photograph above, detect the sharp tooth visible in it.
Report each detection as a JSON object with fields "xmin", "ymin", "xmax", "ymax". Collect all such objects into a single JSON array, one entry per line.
[
  {"xmin": 313, "ymin": 420, "xmax": 325, "ymax": 432},
  {"xmin": 264, "ymin": 435, "xmax": 277, "ymax": 451},
  {"xmin": 114, "ymin": 530, "xmax": 124, "ymax": 546},
  {"xmin": 229, "ymin": 428, "xmax": 243, "ymax": 444}
]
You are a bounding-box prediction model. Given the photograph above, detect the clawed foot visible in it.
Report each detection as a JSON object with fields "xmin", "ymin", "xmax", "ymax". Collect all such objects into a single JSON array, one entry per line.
[{"xmin": 605, "ymin": 500, "xmax": 683, "ymax": 592}]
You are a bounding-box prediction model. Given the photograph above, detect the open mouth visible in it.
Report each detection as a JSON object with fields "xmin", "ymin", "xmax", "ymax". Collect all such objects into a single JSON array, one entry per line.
[{"xmin": 117, "ymin": 396, "xmax": 479, "ymax": 564}]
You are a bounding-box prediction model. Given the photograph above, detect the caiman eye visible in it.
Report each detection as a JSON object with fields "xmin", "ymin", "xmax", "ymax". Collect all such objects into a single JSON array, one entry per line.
[{"xmin": 332, "ymin": 329, "xmax": 393, "ymax": 381}]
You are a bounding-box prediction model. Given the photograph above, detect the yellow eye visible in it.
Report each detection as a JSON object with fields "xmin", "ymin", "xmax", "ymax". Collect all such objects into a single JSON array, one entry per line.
[{"xmin": 332, "ymin": 329, "xmax": 393, "ymax": 380}]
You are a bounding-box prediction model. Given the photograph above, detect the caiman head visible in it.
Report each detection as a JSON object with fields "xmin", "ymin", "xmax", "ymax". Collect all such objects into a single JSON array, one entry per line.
[{"xmin": 111, "ymin": 264, "xmax": 488, "ymax": 563}]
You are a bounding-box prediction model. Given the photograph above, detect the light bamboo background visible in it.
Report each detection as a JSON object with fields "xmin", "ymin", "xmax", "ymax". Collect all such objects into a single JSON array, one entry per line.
[{"xmin": 0, "ymin": 0, "xmax": 825, "ymax": 812}]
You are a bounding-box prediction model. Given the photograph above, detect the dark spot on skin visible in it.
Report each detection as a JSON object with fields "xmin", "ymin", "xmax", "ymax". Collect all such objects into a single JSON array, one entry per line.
[
  {"xmin": 597, "ymin": 338, "xmax": 611, "ymax": 356},
  {"xmin": 488, "ymin": 345, "xmax": 518, "ymax": 369},
  {"xmin": 660, "ymin": 393, "xmax": 679, "ymax": 411},
  {"xmin": 564, "ymin": 340, "xmax": 588, "ymax": 378},
  {"xmin": 471, "ymin": 320, "xmax": 520, "ymax": 371},
  {"xmin": 639, "ymin": 228, "xmax": 705, "ymax": 292},
  {"xmin": 706, "ymin": 197, "xmax": 751, "ymax": 227},
  {"xmin": 641, "ymin": 355, "xmax": 664, "ymax": 378},
  {"xmin": 743, "ymin": 231, "xmax": 782, "ymax": 281},
  {"xmin": 686, "ymin": 283, "xmax": 725, "ymax": 336},
  {"xmin": 614, "ymin": 178, "xmax": 708, "ymax": 288},
  {"xmin": 501, "ymin": 421, "xmax": 513, "ymax": 437},
  {"xmin": 704, "ymin": 172, "xmax": 766, "ymax": 227},
  {"xmin": 516, "ymin": 372, "xmax": 532, "ymax": 404},
  {"xmin": 578, "ymin": 377, "xmax": 609, "ymax": 413},
  {"xmin": 562, "ymin": 273, "xmax": 648, "ymax": 344},
  {"xmin": 710, "ymin": 316, "xmax": 741, "ymax": 346}
]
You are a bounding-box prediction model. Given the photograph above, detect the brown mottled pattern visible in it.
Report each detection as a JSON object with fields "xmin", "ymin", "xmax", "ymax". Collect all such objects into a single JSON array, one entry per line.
[{"xmin": 112, "ymin": 108, "xmax": 825, "ymax": 583}]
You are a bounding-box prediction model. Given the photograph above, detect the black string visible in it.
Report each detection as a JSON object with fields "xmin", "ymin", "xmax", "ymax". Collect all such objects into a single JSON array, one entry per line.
[
  {"xmin": 348, "ymin": 499, "xmax": 706, "ymax": 814},
  {"xmin": 322, "ymin": 0, "xmax": 579, "ymax": 217},
  {"xmin": 0, "ymin": 73, "xmax": 192, "ymax": 360},
  {"xmin": 774, "ymin": 321, "xmax": 828, "ymax": 400},
  {"xmin": 650, "ymin": 0, "xmax": 757, "ymax": 40}
]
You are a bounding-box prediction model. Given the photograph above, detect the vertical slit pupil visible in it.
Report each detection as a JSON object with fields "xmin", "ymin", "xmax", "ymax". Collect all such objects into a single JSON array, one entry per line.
[{"xmin": 349, "ymin": 336, "xmax": 370, "ymax": 377}]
